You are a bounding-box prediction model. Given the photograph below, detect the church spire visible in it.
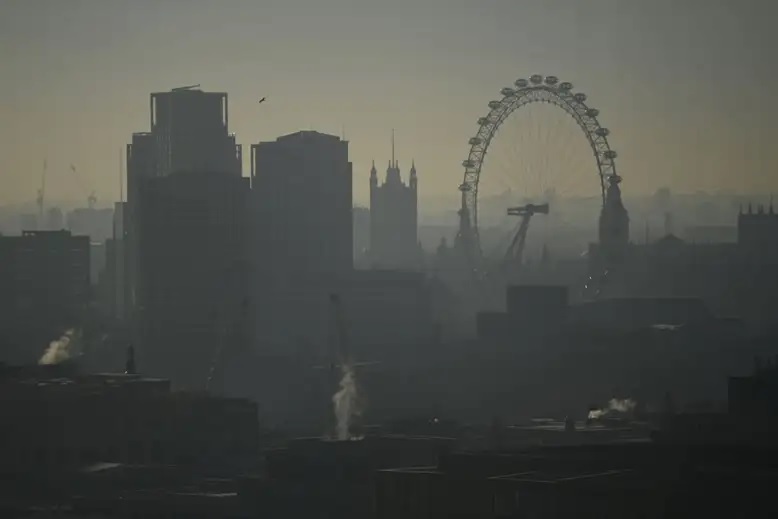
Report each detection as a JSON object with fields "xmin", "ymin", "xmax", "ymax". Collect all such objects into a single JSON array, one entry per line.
[{"xmin": 391, "ymin": 128, "xmax": 396, "ymax": 168}]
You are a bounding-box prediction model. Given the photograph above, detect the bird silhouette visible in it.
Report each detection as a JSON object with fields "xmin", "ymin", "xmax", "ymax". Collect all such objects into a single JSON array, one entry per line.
[{"xmin": 258, "ymin": 97, "xmax": 266, "ymax": 104}]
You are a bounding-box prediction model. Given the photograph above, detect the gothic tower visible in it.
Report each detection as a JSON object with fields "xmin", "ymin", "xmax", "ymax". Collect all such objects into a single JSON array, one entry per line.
[
  {"xmin": 598, "ymin": 174, "xmax": 630, "ymax": 262},
  {"xmin": 369, "ymin": 132, "xmax": 419, "ymax": 269}
]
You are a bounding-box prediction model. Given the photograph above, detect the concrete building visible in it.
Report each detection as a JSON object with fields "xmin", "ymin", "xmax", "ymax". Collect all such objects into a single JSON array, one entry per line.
[
  {"xmin": 125, "ymin": 87, "xmax": 243, "ymax": 315},
  {"xmin": 0, "ymin": 362, "xmax": 259, "ymax": 475},
  {"xmin": 375, "ymin": 445, "xmax": 778, "ymax": 518},
  {"xmin": 123, "ymin": 88, "xmax": 247, "ymax": 387},
  {"xmin": 0, "ymin": 230, "xmax": 90, "ymax": 364},
  {"xmin": 250, "ymin": 131, "xmax": 353, "ymax": 352},
  {"xmin": 149, "ymin": 88, "xmax": 241, "ymax": 178},
  {"xmin": 136, "ymin": 171, "xmax": 250, "ymax": 388},
  {"xmin": 369, "ymin": 154, "xmax": 419, "ymax": 269},
  {"xmin": 251, "ymin": 130, "xmax": 352, "ymax": 278}
]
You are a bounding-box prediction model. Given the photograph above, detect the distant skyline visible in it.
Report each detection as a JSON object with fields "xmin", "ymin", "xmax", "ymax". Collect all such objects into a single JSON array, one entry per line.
[{"xmin": 2, "ymin": 0, "xmax": 777, "ymax": 208}]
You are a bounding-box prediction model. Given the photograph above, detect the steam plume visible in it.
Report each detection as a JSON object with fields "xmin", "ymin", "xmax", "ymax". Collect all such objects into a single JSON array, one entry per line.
[
  {"xmin": 332, "ymin": 363, "xmax": 361, "ymax": 440},
  {"xmin": 38, "ymin": 329, "xmax": 80, "ymax": 365},
  {"xmin": 588, "ymin": 398, "xmax": 636, "ymax": 420}
]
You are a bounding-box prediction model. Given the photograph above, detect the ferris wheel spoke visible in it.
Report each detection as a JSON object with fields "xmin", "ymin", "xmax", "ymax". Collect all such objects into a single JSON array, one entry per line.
[{"xmin": 460, "ymin": 75, "xmax": 618, "ymax": 264}]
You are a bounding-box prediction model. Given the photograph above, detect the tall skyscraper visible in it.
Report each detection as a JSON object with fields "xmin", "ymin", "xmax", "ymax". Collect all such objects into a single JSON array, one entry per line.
[
  {"xmin": 124, "ymin": 87, "xmax": 248, "ymax": 388},
  {"xmin": 149, "ymin": 88, "xmax": 241, "ymax": 178},
  {"xmin": 369, "ymin": 154, "xmax": 419, "ymax": 270},
  {"xmin": 250, "ymin": 131, "xmax": 353, "ymax": 351},
  {"xmin": 136, "ymin": 172, "xmax": 250, "ymax": 388},
  {"xmin": 251, "ymin": 131, "xmax": 353, "ymax": 278}
]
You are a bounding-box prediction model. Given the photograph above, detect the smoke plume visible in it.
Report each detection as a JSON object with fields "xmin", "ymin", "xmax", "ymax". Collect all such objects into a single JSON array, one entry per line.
[
  {"xmin": 588, "ymin": 398, "xmax": 636, "ymax": 420},
  {"xmin": 38, "ymin": 329, "xmax": 80, "ymax": 365},
  {"xmin": 332, "ymin": 363, "xmax": 361, "ymax": 440}
]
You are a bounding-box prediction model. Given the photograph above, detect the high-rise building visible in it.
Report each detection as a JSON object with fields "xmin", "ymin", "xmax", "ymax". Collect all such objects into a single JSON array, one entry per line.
[
  {"xmin": 124, "ymin": 87, "xmax": 247, "ymax": 388},
  {"xmin": 0, "ymin": 230, "xmax": 90, "ymax": 364},
  {"xmin": 369, "ymin": 156, "xmax": 419, "ymax": 269},
  {"xmin": 149, "ymin": 88, "xmax": 241, "ymax": 178},
  {"xmin": 136, "ymin": 172, "xmax": 250, "ymax": 388},
  {"xmin": 251, "ymin": 131, "xmax": 353, "ymax": 278},
  {"xmin": 250, "ymin": 131, "xmax": 353, "ymax": 351}
]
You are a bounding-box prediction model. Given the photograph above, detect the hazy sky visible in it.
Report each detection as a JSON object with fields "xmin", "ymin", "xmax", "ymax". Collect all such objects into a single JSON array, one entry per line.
[{"xmin": 2, "ymin": 0, "xmax": 777, "ymax": 209}]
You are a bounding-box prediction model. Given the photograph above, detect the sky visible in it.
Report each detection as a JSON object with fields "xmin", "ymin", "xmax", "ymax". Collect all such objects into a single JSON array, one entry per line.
[{"xmin": 1, "ymin": 0, "xmax": 777, "ymax": 210}]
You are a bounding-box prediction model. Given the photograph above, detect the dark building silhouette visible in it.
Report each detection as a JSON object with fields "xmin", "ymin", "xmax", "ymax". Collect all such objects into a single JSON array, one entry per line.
[
  {"xmin": 375, "ymin": 444, "xmax": 778, "ymax": 518},
  {"xmin": 738, "ymin": 202, "xmax": 778, "ymax": 261},
  {"xmin": 124, "ymin": 87, "xmax": 247, "ymax": 388},
  {"xmin": 126, "ymin": 87, "xmax": 242, "ymax": 309},
  {"xmin": 250, "ymin": 131, "xmax": 352, "ymax": 352},
  {"xmin": 251, "ymin": 131, "xmax": 352, "ymax": 278},
  {"xmin": 369, "ymin": 153, "xmax": 419, "ymax": 269},
  {"xmin": 0, "ymin": 231, "xmax": 90, "ymax": 364},
  {"xmin": 597, "ymin": 173, "xmax": 630, "ymax": 263},
  {"xmin": 148, "ymin": 88, "xmax": 241, "ymax": 178},
  {"xmin": 0, "ymin": 365, "xmax": 259, "ymax": 475},
  {"xmin": 136, "ymin": 172, "xmax": 250, "ymax": 388}
]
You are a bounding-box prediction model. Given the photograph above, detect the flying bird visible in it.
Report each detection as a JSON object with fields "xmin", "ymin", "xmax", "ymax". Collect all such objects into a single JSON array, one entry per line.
[{"xmin": 258, "ymin": 97, "xmax": 266, "ymax": 104}]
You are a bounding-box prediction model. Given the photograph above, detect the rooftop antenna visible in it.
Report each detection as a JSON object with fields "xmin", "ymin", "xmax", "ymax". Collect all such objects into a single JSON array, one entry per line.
[{"xmin": 171, "ymin": 84, "xmax": 200, "ymax": 92}]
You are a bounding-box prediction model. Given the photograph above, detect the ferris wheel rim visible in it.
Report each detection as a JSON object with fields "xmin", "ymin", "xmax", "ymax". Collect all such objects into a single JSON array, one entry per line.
[{"xmin": 461, "ymin": 75, "xmax": 619, "ymax": 257}]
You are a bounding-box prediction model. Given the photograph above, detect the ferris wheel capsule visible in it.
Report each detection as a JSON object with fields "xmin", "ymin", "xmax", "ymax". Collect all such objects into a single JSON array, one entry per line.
[
  {"xmin": 514, "ymin": 78, "xmax": 529, "ymax": 88},
  {"xmin": 586, "ymin": 108, "xmax": 600, "ymax": 117},
  {"xmin": 500, "ymin": 87, "xmax": 516, "ymax": 96},
  {"xmin": 603, "ymin": 150, "xmax": 617, "ymax": 160},
  {"xmin": 595, "ymin": 127, "xmax": 610, "ymax": 137},
  {"xmin": 559, "ymin": 82, "xmax": 573, "ymax": 91},
  {"xmin": 573, "ymin": 93, "xmax": 587, "ymax": 103},
  {"xmin": 530, "ymin": 74, "xmax": 543, "ymax": 84},
  {"xmin": 469, "ymin": 137, "xmax": 483, "ymax": 145},
  {"xmin": 488, "ymin": 100, "xmax": 502, "ymax": 109},
  {"xmin": 544, "ymin": 76, "xmax": 559, "ymax": 85},
  {"xmin": 477, "ymin": 117, "xmax": 489, "ymax": 125}
]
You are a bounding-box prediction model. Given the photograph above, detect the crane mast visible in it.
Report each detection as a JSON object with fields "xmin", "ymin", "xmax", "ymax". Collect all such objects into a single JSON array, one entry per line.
[
  {"xmin": 36, "ymin": 159, "xmax": 47, "ymax": 222},
  {"xmin": 502, "ymin": 203, "xmax": 549, "ymax": 271}
]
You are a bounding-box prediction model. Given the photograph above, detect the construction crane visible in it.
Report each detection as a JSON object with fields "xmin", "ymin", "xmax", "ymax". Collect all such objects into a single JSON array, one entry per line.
[
  {"xmin": 69, "ymin": 164, "xmax": 97, "ymax": 209},
  {"xmin": 313, "ymin": 294, "xmax": 379, "ymax": 371},
  {"xmin": 35, "ymin": 159, "xmax": 47, "ymax": 221},
  {"xmin": 171, "ymin": 84, "xmax": 200, "ymax": 91},
  {"xmin": 502, "ymin": 203, "xmax": 550, "ymax": 271}
]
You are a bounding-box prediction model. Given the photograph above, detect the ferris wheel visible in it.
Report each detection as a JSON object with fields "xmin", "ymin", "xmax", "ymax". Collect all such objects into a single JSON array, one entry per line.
[{"xmin": 457, "ymin": 74, "xmax": 619, "ymax": 268}]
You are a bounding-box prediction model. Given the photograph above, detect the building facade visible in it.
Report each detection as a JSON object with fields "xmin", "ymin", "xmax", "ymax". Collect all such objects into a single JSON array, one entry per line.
[
  {"xmin": 124, "ymin": 87, "xmax": 247, "ymax": 388},
  {"xmin": 136, "ymin": 172, "xmax": 250, "ymax": 388},
  {"xmin": 0, "ymin": 230, "xmax": 90, "ymax": 364},
  {"xmin": 250, "ymin": 131, "xmax": 353, "ymax": 352},
  {"xmin": 369, "ymin": 159, "xmax": 419, "ymax": 269}
]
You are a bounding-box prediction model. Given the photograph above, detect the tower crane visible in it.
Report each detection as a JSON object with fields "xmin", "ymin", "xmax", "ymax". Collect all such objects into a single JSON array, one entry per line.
[
  {"xmin": 502, "ymin": 203, "xmax": 549, "ymax": 271},
  {"xmin": 35, "ymin": 159, "xmax": 47, "ymax": 221},
  {"xmin": 69, "ymin": 164, "xmax": 97, "ymax": 209},
  {"xmin": 313, "ymin": 294, "xmax": 379, "ymax": 372}
]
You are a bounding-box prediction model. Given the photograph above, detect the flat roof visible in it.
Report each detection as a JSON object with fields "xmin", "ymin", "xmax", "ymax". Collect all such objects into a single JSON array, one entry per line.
[{"xmin": 490, "ymin": 468, "xmax": 634, "ymax": 484}]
